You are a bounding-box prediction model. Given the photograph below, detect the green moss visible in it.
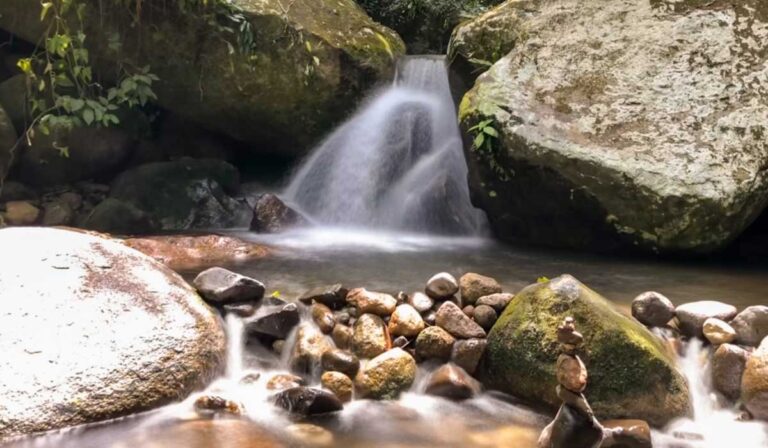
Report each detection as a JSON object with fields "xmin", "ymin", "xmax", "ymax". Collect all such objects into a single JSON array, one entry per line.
[{"xmin": 483, "ymin": 275, "xmax": 690, "ymax": 427}]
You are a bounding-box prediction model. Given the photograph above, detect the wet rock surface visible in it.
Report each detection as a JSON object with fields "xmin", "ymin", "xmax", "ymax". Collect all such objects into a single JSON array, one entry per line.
[
  {"xmin": 250, "ymin": 193, "xmax": 308, "ymax": 234},
  {"xmin": 273, "ymin": 387, "xmax": 343, "ymax": 416},
  {"xmin": 299, "ymin": 284, "xmax": 349, "ymax": 309},
  {"xmin": 193, "ymin": 267, "xmax": 265, "ymax": 305},
  {"xmin": 712, "ymin": 343, "xmax": 751, "ymax": 401},
  {"xmin": 321, "ymin": 349, "xmax": 360, "ymax": 379},
  {"xmin": 245, "ymin": 303, "xmax": 300, "ymax": 340},
  {"xmin": 352, "ymin": 313, "xmax": 391, "ymax": 359},
  {"xmin": 355, "ymin": 348, "xmax": 417, "ymax": 400},
  {"xmin": 424, "ymin": 363, "xmax": 482, "ymax": 400},
  {"xmin": 347, "ymin": 288, "xmax": 398, "ymax": 316},
  {"xmin": 426, "ymin": 272, "xmax": 459, "ymax": 299},
  {"xmin": 416, "ymin": 326, "xmax": 456, "ymax": 361},
  {"xmin": 0, "ymin": 227, "xmax": 226, "ymax": 439}
]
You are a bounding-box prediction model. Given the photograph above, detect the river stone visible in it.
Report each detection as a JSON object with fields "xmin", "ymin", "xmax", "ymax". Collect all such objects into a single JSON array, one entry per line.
[
  {"xmin": 557, "ymin": 354, "xmax": 588, "ymax": 393},
  {"xmin": 321, "ymin": 349, "xmax": 360, "ymax": 378},
  {"xmin": 321, "ymin": 371, "xmax": 354, "ymax": 403},
  {"xmin": 676, "ymin": 301, "xmax": 738, "ymax": 338},
  {"xmin": 415, "ymin": 326, "xmax": 456, "ymax": 361},
  {"xmin": 473, "ymin": 304, "xmax": 498, "ymax": 331},
  {"xmin": 631, "ymin": 292, "xmax": 675, "ymax": 328},
  {"xmin": 347, "ymin": 288, "xmax": 398, "ymax": 316},
  {"xmin": 0, "ymin": 0, "xmax": 404, "ymax": 157},
  {"xmin": 459, "ymin": 273, "xmax": 502, "ymax": 305},
  {"xmin": 388, "ymin": 304, "xmax": 426, "ymax": 337},
  {"xmin": 193, "ymin": 267, "xmax": 265, "ymax": 305},
  {"xmin": 2, "ymin": 200, "xmax": 39, "ymax": 225},
  {"xmin": 193, "ymin": 395, "xmax": 242, "ymax": 417},
  {"xmin": 288, "ymin": 323, "xmax": 333, "ymax": 376},
  {"xmin": 408, "ymin": 291, "xmax": 434, "ymax": 313},
  {"xmin": 601, "ymin": 419, "xmax": 652, "ymax": 448},
  {"xmin": 463, "ymin": 305, "xmax": 475, "ymax": 318},
  {"xmin": 731, "ymin": 306, "xmax": 768, "ymax": 347},
  {"xmin": 355, "ymin": 348, "xmax": 417, "ymax": 400},
  {"xmin": 299, "ymin": 284, "xmax": 349, "ymax": 309},
  {"xmin": 703, "ymin": 318, "xmax": 736, "ymax": 345},
  {"xmin": 311, "ymin": 302, "xmax": 336, "ymax": 334},
  {"xmin": 41, "ymin": 200, "xmax": 74, "ymax": 227},
  {"xmin": 274, "ymin": 387, "xmax": 343, "ymax": 416},
  {"xmin": 250, "ymin": 193, "xmax": 309, "ymax": 233},
  {"xmin": 742, "ymin": 337, "xmax": 768, "ymax": 420},
  {"xmin": 426, "ymin": 272, "xmax": 459, "ymax": 299},
  {"xmin": 110, "ymin": 158, "xmax": 250, "ymax": 231},
  {"xmin": 451, "ymin": 338, "xmax": 487, "ymax": 375},
  {"xmin": 712, "ymin": 343, "xmax": 751, "ymax": 401},
  {"xmin": 424, "ymin": 363, "xmax": 482, "ymax": 400},
  {"xmin": 352, "ymin": 313, "xmax": 391, "ymax": 359},
  {"xmin": 538, "ymin": 403, "xmax": 604, "ymax": 448},
  {"xmin": 458, "ymin": 0, "xmax": 768, "ymax": 254},
  {"xmin": 436, "ymin": 301, "xmax": 487, "ymax": 339},
  {"xmin": 483, "ymin": 275, "xmax": 690, "ymax": 427},
  {"xmin": 332, "ymin": 324, "xmax": 353, "ymax": 350},
  {"xmin": 0, "ymin": 227, "xmax": 226, "ymax": 440},
  {"xmin": 476, "ymin": 293, "xmax": 514, "ymax": 313},
  {"xmin": 266, "ymin": 374, "xmax": 306, "ymax": 391},
  {"xmin": 245, "ymin": 303, "xmax": 300, "ymax": 340}
]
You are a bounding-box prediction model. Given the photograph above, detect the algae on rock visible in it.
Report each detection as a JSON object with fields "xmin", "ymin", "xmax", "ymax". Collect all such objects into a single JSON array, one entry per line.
[{"xmin": 482, "ymin": 274, "xmax": 690, "ymax": 427}]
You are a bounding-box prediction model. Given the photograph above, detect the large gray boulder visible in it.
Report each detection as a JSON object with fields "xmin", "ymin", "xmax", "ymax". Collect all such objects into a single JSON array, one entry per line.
[
  {"xmin": 458, "ymin": 0, "xmax": 768, "ymax": 253},
  {"xmin": 0, "ymin": 0, "xmax": 404, "ymax": 156},
  {"xmin": 0, "ymin": 227, "xmax": 226, "ymax": 440}
]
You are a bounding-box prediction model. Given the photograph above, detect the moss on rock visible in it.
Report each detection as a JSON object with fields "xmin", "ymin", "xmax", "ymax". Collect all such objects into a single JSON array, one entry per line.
[{"xmin": 482, "ymin": 274, "xmax": 690, "ymax": 427}]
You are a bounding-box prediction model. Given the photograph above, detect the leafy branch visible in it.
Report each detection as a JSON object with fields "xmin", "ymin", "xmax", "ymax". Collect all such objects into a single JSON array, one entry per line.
[{"xmin": 468, "ymin": 118, "xmax": 512, "ymax": 180}]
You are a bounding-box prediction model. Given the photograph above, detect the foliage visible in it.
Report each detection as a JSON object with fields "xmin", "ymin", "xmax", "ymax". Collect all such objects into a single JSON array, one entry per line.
[{"xmin": 468, "ymin": 118, "xmax": 511, "ymax": 180}]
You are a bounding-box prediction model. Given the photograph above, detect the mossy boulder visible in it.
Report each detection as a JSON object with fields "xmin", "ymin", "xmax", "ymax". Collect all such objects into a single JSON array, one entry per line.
[
  {"xmin": 458, "ymin": 0, "xmax": 768, "ymax": 253},
  {"xmin": 0, "ymin": 0, "xmax": 404, "ymax": 156},
  {"xmin": 482, "ymin": 275, "xmax": 690, "ymax": 427},
  {"xmin": 109, "ymin": 158, "xmax": 250, "ymax": 231},
  {"xmin": 358, "ymin": 0, "xmax": 502, "ymax": 54}
]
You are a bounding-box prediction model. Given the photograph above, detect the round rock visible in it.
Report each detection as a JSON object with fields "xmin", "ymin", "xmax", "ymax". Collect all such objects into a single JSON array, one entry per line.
[
  {"xmin": 459, "ymin": 273, "xmax": 502, "ymax": 305},
  {"xmin": 388, "ymin": 304, "xmax": 425, "ymax": 337},
  {"xmin": 346, "ymin": 288, "xmax": 397, "ymax": 316},
  {"xmin": 712, "ymin": 343, "xmax": 751, "ymax": 400},
  {"xmin": 355, "ymin": 348, "xmax": 417, "ymax": 400},
  {"xmin": 742, "ymin": 336, "xmax": 768, "ymax": 420},
  {"xmin": 631, "ymin": 291, "xmax": 675, "ymax": 328},
  {"xmin": 556, "ymin": 354, "xmax": 588, "ymax": 393},
  {"xmin": 193, "ymin": 266, "xmax": 265, "ymax": 305},
  {"xmin": 676, "ymin": 301, "xmax": 738, "ymax": 338},
  {"xmin": 321, "ymin": 371, "xmax": 353, "ymax": 403},
  {"xmin": 476, "ymin": 293, "xmax": 514, "ymax": 313},
  {"xmin": 0, "ymin": 227, "xmax": 226, "ymax": 439},
  {"xmin": 321, "ymin": 349, "xmax": 360, "ymax": 378},
  {"xmin": 425, "ymin": 272, "xmax": 459, "ymax": 299},
  {"xmin": 473, "ymin": 304, "xmax": 498, "ymax": 331},
  {"xmin": 408, "ymin": 291, "xmax": 434, "ymax": 313},
  {"xmin": 352, "ymin": 313, "xmax": 390, "ymax": 359},
  {"xmin": 731, "ymin": 306, "xmax": 768, "ymax": 347},
  {"xmin": 703, "ymin": 317, "xmax": 736, "ymax": 345},
  {"xmin": 415, "ymin": 326, "xmax": 456, "ymax": 360}
]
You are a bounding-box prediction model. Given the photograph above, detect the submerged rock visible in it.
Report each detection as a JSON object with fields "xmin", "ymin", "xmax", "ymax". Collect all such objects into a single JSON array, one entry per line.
[
  {"xmin": 194, "ymin": 395, "xmax": 242, "ymax": 417},
  {"xmin": 250, "ymin": 193, "xmax": 309, "ymax": 233},
  {"xmin": 742, "ymin": 337, "xmax": 768, "ymax": 420},
  {"xmin": 355, "ymin": 348, "xmax": 417, "ymax": 400},
  {"xmin": 193, "ymin": 267, "xmax": 265, "ymax": 305},
  {"xmin": 459, "ymin": 273, "xmax": 502, "ymax": 305},
  {"xmin": 731, "ymin": 306, "xmax": 768, "ymax": 347},
  {"xmin": 458, "ymin": 0, "xmax": 768, "ymax": 254},
  {"xmin": 0, "ymin": 227, "xmax": 226, "ymax": 439},
  {"xmin": 116, "ymin": 419, "xmax": 285, "ymax": 448},
  {"xmin": 631, "ymin": 292, "xmax": 675, "ymax": 328},
  {"xmin": 266, "ymin": 374, "xmax": 306, "ymax": 392},
  {"xmin": 274, "ymin": 387, "xmax": 343, "ymax": 416},
  {"xmin": 483, "ymin": 275, "xmax": 690, "ymax": 427},
  {"xmin": 676, "ymin": 301, "xmax": 738, "ymax": 338},
  {"xmin": 286, "ymin": 423, "xmax": 334, "ymax": 448},
  {"xmin": 424, "ymin": 363, "xmax": 482, "ymax": 400},
  {"xmin": 538, "ymin": 404, "xmax": 604, "ymax": 448}
]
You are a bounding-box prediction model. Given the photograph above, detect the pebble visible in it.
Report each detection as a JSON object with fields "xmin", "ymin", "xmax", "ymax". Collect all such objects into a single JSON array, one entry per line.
[
  {"xmin": 192, "ymin": 267, "xmax": 265, "ymax": 305},
  {"xmin": 311, "ymin": 302, "xmax": 336, "ymax": 334},
  {"xmin": 730, "ymin": 305, "xmax": 768, "ymax": 347},
  {"xmin": 298, "ymin": 284, "xmax": 348, "ymax": 309},
  {"xmin": 472, "ymin": 304, "xmax": 497, "ymax": 330},
  {"xmin": 408, "ymin": 291, "xmax": 434, "ymax": 313},
  {"xmin": 273, "ymin": 386, "xmax": 343, "ymax": 416},
  {"xmin": 352, "ymin": 313, "xmax": 390, "ymax": 359},
  {"xmin": 416, "ymin": 326, "xmax": 456, "ymax": 360},
  {"xmin": 331, "ymin": 324, "xmax": 353, "ymax": 350},
  {"xmin": 423, "ymin": 363, "xmax": 482, "ymax": 400}
]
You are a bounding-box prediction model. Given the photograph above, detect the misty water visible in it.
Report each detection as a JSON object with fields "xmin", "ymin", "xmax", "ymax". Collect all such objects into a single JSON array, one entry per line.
[{"xmin": 9, "ymin": 57, "xmax": 768, "ymax": 448}]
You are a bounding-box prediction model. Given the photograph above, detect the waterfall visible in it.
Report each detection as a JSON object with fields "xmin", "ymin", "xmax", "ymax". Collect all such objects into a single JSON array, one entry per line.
[{"xmin": 284, "ymin": 56, "xmax": 487, "ymax": 235}]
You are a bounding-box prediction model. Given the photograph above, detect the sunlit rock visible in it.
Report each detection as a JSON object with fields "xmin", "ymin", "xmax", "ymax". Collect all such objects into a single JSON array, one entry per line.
[{"xmin": 0, "ymin": 227, "xmax": 226, "ymax": 439}]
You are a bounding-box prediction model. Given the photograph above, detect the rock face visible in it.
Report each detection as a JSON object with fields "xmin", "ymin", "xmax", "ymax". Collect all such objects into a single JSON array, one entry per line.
[
  {"xmin": 110, "ymin": 158, "xmax": 250, "ymax": 231},
  {"xmin": 355, "ymin": 348, "xmax": 417, "ymax": 399},
  {"xmin": 0, "ymin": 0, "xmax": 404, "ymax": 156},
  {"xmin": 458, "ymin": 0, "xmax": 768, "ymax": 254},
  {"xmin": 0, "ymin": 227, "xmax": 226, "ymax": 439},
  {"xmin": 483, "ymin": 275, "xmax": 690, "ymax": 426},
  {"xmin": 742, "ymin": 336, "xmax": 768, "ymax": 420},
  {"xmin": 731, "ymin": 306, "xmax": 768, "ymax": 347},
  {"xmin": 250, "ymin": 194, "xmax": 309, "ymax": 233}
]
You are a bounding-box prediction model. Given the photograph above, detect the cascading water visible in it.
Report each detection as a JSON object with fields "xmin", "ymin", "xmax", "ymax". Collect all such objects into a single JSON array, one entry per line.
[{"xmin": 284, "ymin": 56, "xmax": 487, "ymax": 236}]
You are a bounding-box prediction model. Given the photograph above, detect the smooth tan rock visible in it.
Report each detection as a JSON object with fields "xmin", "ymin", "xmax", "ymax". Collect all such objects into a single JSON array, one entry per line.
[
  {"xmin": 459, "ymin": 273, "xmax": 502, "ymax": 305},
  {"xmin": 288, "ymin": 324, "xmax": 332, "ymax": 375},
  {"xmin": 321, "ymin": 349, "xmax": 360, "ymax": 378},
  {"xmin": 742, "ymin": 337, "xmax": 768, "ymax": 420},
  {"xmin": 311, "ymin": 302, "xmax": 336, "ymax": 334},
  {"xmin": 352, "ymin": 314, "xmax": 390, "ymax": 359},
  {"xmin": 416, "ymin": 326, "xmax": 456, "ymax": 360},
  {"xmin": 266, "ymin": 374, "xmax": 306, "ymax": 391},
  {"xmin": 3, "ymin": 200, "xmax": 39, "ymax": 225},
  {"xmin": 703, "ymin": 317, "xmax": 736, "ymax": 345},
  {"xmin": 347, "ymin": 288, "xmax": 397, "ymax": 316},
  {"xmin": 286, "ymin": 423, "xmax": 333, "ymax": 448},
  {"xmin": 332, "ymin": 324, "xmax": 353, "ymax": 350},
  {"xmin": 556, "ymin": 354, "xmax": 588, "ymax": 393},
  {"xmin": 321, "ymin": 371, "xmax": 353, "ymax": 402},
  {"xmin": 436, "ymin": 301, "xmax": 487, "ymax": 339},
  {"xmin": 408, "ymin": 291, "xmax": 434, "ymax": 313},
  {"xmin": 712, "ymin": 343, "xmax": 751, "ymax": 401},
  {"xmin": 388, "ymin": 304, "xmax": 425, "ymax": 337},
  {"xmin": 355, "ymin": 348, "xmax": 417, "ymax": 400},
  {"xmin": 476, "ymin": 293, "xmax": 514, "ymax": 313}
]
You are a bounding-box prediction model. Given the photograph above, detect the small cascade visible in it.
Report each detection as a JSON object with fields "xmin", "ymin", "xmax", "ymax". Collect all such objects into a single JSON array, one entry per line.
[
  {"xmin": 656, "ymin": 339, "xmax": 768, "ymax": 447},
  {"xmin": 224, "ymin": 313, "xmax": 244, "ymax": 379},
  {"xmin": 284, "ymin": 56, "xmax": 487, "ymax": 236}
]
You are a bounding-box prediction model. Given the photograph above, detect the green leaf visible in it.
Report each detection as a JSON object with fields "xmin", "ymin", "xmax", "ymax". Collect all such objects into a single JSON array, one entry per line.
[
  {"xmin": 82, "ymin": 108, "xmax": 94, "ymax": 125},
  {"xmin": 40, "ymin": 2, "xmax": 53, "ymax": 21},
  {"xmin": 483, "ymin": 126, "xmax": 499, "ymax": 137},
  {"xmin": 473, "ymin": 132, "xmax": 485, "ymax": 149},
  {"xmin": 70, "ymin": 98, "xmax": 85, "ymax": 111}
]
